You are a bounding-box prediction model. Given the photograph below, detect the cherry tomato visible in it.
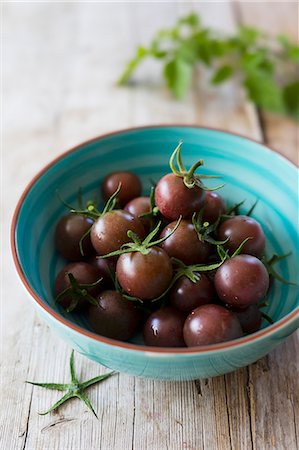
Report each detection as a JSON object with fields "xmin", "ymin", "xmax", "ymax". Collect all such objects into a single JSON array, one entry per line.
[
  {"xmin": 55, "ymin": 214, "xmax": 94, "ymax": 261},
  {"xmin": 155, "ymin": 173, "xmax": 205, "ymax": 220},
  {"xmin": 214, "ymin": 254, "xmax": 269, "ymax": 308},
  {"xmin": 88, "ymin": 290, "xmax": 142, "ymax": 341},
  {"xmin": 54, "ymin": 262, "xmax": 102, "ymax": 311},
  {"xmin": 143, "ymin": 307, "xmax": 186, "ymax": 347},
  {"xmin": 170, "ymin": 273, "xmax": 215, "ymax": 313},
  {"xmin": 116, "ymin": 247, "xmax": 172, "ymax": 300},
  {"xmin": 124, "ymin": 196, "xmax": 151, "ymax": 232},
  {"xmin": 183, "ymin": 304, "xmax": 243, "ymax": 346},
  {"xmin": 102, "ymin": 171, "xmax": 142, "ymax": 207},
  {"xmin": 202, "ymin": 191, "xmax": 226, "ymax": 224},
  {"xmin": 87, "ymin": 255, "xmax": 115, "ymax": 290},
  {"xmin": 90, "ymin": 210, "xmax": 145, "ymax": 255},
  {"xmin": 232, "ymin": 304, "xmax": 262, "ymax": 334},
  {"xmin": 217, "ymin": 215, "xmax": 265, "ymax": 257},
  {"xmin": 160, "ymin": 220, "xmax": 210, "ymax": 265}
]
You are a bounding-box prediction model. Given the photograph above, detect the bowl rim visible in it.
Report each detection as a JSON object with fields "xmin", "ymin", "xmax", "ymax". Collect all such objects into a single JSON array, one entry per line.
[{"xmin": 11, "ymin": 124, "xmax": 299, "ymax": 354}]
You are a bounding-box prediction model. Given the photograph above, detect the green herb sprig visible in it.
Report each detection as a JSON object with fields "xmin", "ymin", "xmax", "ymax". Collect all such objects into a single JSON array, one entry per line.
[{"xmin": 119, "ymin": 13, "xmax": 299, "ymax": 120}]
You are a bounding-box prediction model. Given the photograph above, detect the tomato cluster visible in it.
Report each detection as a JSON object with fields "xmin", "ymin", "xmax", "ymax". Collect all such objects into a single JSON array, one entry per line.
[{"xmin": 54, "ymin": 143, "xmax": 272, "ymax": 348}]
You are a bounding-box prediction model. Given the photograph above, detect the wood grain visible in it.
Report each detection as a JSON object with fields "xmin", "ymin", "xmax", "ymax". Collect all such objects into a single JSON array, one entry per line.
[{"xmin": 2, "ymin": 2, "xmax": 298, "ymax": 450}]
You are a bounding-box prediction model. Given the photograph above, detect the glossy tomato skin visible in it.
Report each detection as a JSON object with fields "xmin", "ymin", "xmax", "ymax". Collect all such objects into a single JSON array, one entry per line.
[
  {"xmin": 102, "ymin": 171, "xmax": 142, "ymax": 207},
  {"xmin": 160, "ymin": 220, "xmax": 211, "ymax": 265},
  {"xmin": 233, "ymin": 304, "xmax": 262, "ymax": 334},
  {"xmin": 143, "ymin": 307, "xmax": 186, "ymax": 347},
  {"xmin": 116, "ymin": 247, "xmax": 173, "ymax": 301},
  {"xmin": 54, "ymin": 262, "xmax": 102, "ymax": 311},
  {"xmin": 183, "ymin": 304, "xmax": 243, "ymax": 346},
  {"xmin": 217, "ymin": 215, "xmax": 266, "ymax": 258},
  {"xmin": 124, "ymin": 196, "xmax": 151, "ymax": 232},
  {"xmin": 55, "ymin": 214, "xmax": 94, "ymax": 261},
  {"xmin": 155, "ymin": 173, "xmax": 205, "ymax": 220},
  {"xmin": 90, "ymin": 210, "xmax": 145, "ymax": 255},
  {"xmin": 214, "ymin": 254, "xmax": 269, "ymax": 308},
  {"xmin": 202, "ymin": 191, "xmax": 226, "ymax": 224},
  {"xmin": 88, "ymin": 290, "xmax": 142, "ymax": 341},
  {"xmin": 87, "ymin": 255, "xmax": 115, "ymax": 290},
  {"xmin": 170, "ymin": 273, "xmax": 215, "ymax": 313}
]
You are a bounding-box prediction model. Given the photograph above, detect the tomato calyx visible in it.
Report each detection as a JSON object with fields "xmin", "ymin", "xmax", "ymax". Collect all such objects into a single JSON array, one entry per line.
[
  {"xmin": 99, "ymin": 217, "xmax": 182, "ymax": 259},
  {"xmin": 70, "ymin": 184, "xmax": 121, "ymax": 220},
  {"xmin": 144, "ymin": 257, "xmax": 223, "ymax": 304},
  {"xmin": 221, "ymin": 198, "xmax": 259, "ymax": 220},
  {"xmin": 104, "ymin": 266, "xmax": 147, "ymax": 306},
  {"xmin": 216, "ymin": 237, "xmax": 253, "ymax": 262},
  {"xmin": 256, "ymin": 299, "xmax": 274, "ymax": 325},
  {"xmin": 55, "ymin": 273, "xmax": 103, "ymax": 312},
  {"xmin": 171, "ymin": 257, "xmax": 224, "ymax": 283},
  {"xmin": 261, "ymin": 252, "xmax": 296, "ymax": 285},
  {"xmin": 139, "ymin": 186, "xmax": 161, "ymax": 226},
  {"xmin": 169, "ymin": 141, "xmax": 223, "ymax": 191},
  {"xmin": 192, "ymin": 210, "xmax": 228, "ymax": 246},
  {"xmin": 58, "ymin": 185, "xmax": 123, "ymax": 256}
]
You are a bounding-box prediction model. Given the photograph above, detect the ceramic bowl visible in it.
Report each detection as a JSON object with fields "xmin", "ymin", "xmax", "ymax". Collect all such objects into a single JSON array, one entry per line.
[{"xmin": 11, "ymin": 126, "xmax": 299, "ymax": 380}]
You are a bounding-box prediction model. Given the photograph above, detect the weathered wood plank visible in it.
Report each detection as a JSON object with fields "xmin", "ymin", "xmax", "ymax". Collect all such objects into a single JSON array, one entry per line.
[{"xmin": 2, "ymin": 2, "xmax": 298, "ymax": 450}]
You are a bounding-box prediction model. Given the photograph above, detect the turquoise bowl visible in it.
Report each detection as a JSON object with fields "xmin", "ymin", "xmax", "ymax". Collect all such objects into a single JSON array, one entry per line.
[{"xmin": 11, "ymin": 126, "xmax": 299, "ymax": 380}]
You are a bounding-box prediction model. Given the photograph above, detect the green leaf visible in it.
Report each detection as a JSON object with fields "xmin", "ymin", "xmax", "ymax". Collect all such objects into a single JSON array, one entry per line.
[
  {"xmin": 241, "ymin": 50, "xmax": 274, "ymax": 75},
  {"xmin": 118, "ymin": 12, "xmax": 299, "ymax": 120},
  {"xmin": 244, "ymin": 71, "xmax": 284, "ymax": 112},
  {"xmin": 237, "ymin": 26, "xmax": 263, "ymax": 47},
  {"xmin": 194, "ymin": 30, "xmax": 216, "ymax": 65},
  {"xmin": 212, "ymin": 65, "xmax": 233, "ymax": 84},
  {"xmin": 283, "ymin": 81, "xmax": 299, "ymax": 120},
  {"xmin": 163, "ymin": 58, "xmax": 193, "ymax": 98},
  {"xmin": 118, "ymin": 47, "xmax": 148, "ymax": 85},
  {"xmin": 176, "ymin": 40, "xmax": 198, "ymax": 64},
  {"xmin": 278, "ymin": 35, "xmax": 299, "ymax": 63},
  {"xmin": 178, "ymin": 12, "xmax": 200, "ymax": 28}
]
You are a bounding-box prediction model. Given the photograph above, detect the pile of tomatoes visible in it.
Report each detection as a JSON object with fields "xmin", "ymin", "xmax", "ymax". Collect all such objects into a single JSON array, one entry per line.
[{"xmin": 54, "ymin": 143, "xmax": 271, "ymax": 347}]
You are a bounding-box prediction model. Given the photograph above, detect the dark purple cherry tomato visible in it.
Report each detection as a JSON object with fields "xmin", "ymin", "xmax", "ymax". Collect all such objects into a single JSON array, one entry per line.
[
  {"xmin": 90, "ymin": 210, "xmax": 145, "ymax": 255},
  {"xmin": 55, "ymin": 214, "xmax": 94, "ymax": 261},
  {"xmin": 160, "ymin": 220, "xmax": 210, "ymax": 265},
  {"xmin": 143, "ymin": 307, "xmax": 186, "ymax": 347},
  {"xmin": 87, "ymin": 255, "xmax": 115, "ymax": 290},
  {"xmin": 102, "ymin": 171, "xmax": 142, "ymax": 207},
  {"xmin": 232, "ymin": 304, "xmax": 262, "ymax": 334},
  {"xmin": 217, "ymin": 215, "xmax": 265, "ymax": 258},
  {"xmin": 170, "ymin": 273, "xmax": 215, "ymax": 313},
  {"xmin": 116, "ymin": 247, "xmax": 172, "ymax": 300},
  {"xmin": 183, "ymin": 304, "xmax": 243, "ymax": 346},
  {"xmin": 124, "ymin": 196, "xmax": 151, "ymax": 232},
  {"xmin": 54, "ymin": 262, "xmax": 102, "ymax": 311},
  {"xmin": 88, "ymin": 290, "xmax": 142, "ymax": 341},
  {"xmin": 214, "ymin": 254, "xmax": 269, "ymax": 308},
  {"xmin": 155, "ymin": 173, "xmax": 205, "ymax": 220},
  {"xmin": 202, "ymin": 191, "xmax": 226, "ymax": 224}
]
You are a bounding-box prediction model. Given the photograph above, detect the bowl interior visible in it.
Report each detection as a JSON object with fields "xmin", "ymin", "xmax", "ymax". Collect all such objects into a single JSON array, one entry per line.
[{"xmin": 14, "ymin": 127, "xmax": 299, "ymax": 343}]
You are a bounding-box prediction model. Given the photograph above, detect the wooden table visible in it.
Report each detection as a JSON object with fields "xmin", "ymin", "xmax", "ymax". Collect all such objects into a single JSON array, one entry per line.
[{"xmin": 2, "ymin": 2, "xmax": 298, "ymax": 449}]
